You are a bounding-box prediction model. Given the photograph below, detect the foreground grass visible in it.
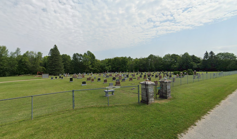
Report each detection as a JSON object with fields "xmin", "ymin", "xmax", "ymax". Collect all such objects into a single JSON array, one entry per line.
[{"xmin": 0, "ymin": 74, "xmax": 237, "ymax": 138}]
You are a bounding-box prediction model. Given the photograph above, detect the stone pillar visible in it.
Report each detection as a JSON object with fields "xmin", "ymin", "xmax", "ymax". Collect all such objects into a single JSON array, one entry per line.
[
  {"xmin": 140, "ymin": 81, "xmax": 155, "ymax": 104},
  {"xmin": 159, "ymin": 79, "xmax": 171, "ymax": 99}
]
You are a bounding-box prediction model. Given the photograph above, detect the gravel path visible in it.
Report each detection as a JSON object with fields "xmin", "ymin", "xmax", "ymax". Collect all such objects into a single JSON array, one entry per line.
[{"xmin": 179, "ymin": 89, "xmax": 237, "ymax": 139}]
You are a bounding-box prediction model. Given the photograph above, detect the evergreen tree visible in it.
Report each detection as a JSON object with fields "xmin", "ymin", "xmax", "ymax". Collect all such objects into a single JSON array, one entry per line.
[
  {"xmin": 61, "ymin": 54, "xmax": 71, "ymax": 73},
  {"xmin": 48, "ymin": 45, "xmax": 64, "ymax": 75}
]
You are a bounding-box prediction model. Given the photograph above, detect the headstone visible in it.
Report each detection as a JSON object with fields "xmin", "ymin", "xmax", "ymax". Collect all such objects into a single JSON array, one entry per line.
[
  {"xmin": 154, "ymin": 81, "xmax": 158, "ymax": 86},
  {"xmin": 61, "ymin": 77, "xmax": 63, "ymax": 79},
  {"xmin": 137, "ymin": 77, "xmax": 140, "ymax": 80},
  {"xmin": 91, "ymin": 79, "xmax": 94, "ymax": 82},
  {"xmin": 82, "ymin": 81, "xmax": 86, "ymax": 86},
  {"xmin": 55, "ymin": 77, "xmax": 57, "ymax": 79},
  {"xmin": 172, "ymin": 77, "xmax": 175, "ymax": 82},
  {"xmin": 103, "ymin": 79, "xmax": 107, "ymax": 84},
  {"xmin": 112, "ymin": 77, "xmax": 116, "ymax": 81},
  {"xmin": 42, "ymin": 74, "xmax": 49, "ymax": 78},
  {"xmin": 148, "ymin": 77, "xmax": 151, "ymax": 81},
  {"xmin": 109, "ymin": 83, "xmax": 113, "ymax": 86},
  {"xmin": 155, "ymin": 75, "xmax": 158, "ymax": 78},
  {"xmin": 87, "ymin": 78, "xmax": 90, "ymax": 81},
  {"xmin": 51, "ymin": 77, "xmax": 53, "ymax": 80},
  {"xmin": 129, "ymin": 78, "xmax": 133, "ymax": 81},
  {"xmin": 97, "ymin": 78, "xmax": 101, "ymax": 82},
  {"xmin": 73, "ymin": 74, "xmax": 77, "ymax": 78},
  {"xmin": 194, "ymin": 70, "xmax": 196, "ymax": 75},
  {"xmin": 122, "ymin": 79, "xmax": 125, "ymax": 82},
  {"xmin": 70, "ymin": 78, "xmax": 73, "ymax": 82},
  {"xmin": 77, "ymin": 75, "xmax": 82, "ymax": 79},
  {"xmin": 143, "ymin": 75, "xmax": 146, "ymax": 79}
]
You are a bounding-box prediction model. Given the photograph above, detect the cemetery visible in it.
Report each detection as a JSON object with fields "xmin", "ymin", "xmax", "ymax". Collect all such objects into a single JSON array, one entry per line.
[
  {"xmin": 1, "ymin": 0, "xmax": 236, "ymax": 137},
  {"xmin": 0, "ymin": 71, "xmax": 237, "ymax": 139}
]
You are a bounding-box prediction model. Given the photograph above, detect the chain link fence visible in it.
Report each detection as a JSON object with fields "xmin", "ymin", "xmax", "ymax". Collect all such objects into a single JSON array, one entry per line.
[
  {"xmin": 0, "ymin": 85, "xmax": 139, "ymax": 125},
  {"xmin": 1, "ymin": 71, "xmax": 237, "ymax": 125},
  {"xmin": 170, "ymin": 71, "xmax": 237, "ymax": 87}
]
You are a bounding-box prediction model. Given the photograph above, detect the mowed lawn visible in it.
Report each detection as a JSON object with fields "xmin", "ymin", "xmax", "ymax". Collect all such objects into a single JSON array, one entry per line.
[{"xmin": 0, "ymin": 74, "xmax": 237, "ymax": 138}]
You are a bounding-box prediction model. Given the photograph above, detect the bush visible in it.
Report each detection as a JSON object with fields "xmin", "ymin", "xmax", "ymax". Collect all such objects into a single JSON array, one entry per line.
[
  {"xmin": 183, "ymin": 70, "xmax": 187, "ymax": 74},
  {"xmin": 187, "ymin": 69, "xmax": 193, "ymax": 75},
  {"xmin": 173, "ymin": 71, "xmax": 180, "ymax": 75}
]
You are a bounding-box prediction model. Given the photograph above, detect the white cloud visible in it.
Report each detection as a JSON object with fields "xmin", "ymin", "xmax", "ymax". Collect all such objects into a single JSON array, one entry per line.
[{"xmin": 0, "ymin": 0, "xmax": 237, "ymax": 56}]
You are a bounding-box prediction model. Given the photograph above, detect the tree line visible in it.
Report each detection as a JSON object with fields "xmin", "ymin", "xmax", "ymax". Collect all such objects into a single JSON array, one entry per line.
[{"xmin": 0, "ymin": 45, "xmax": 237, "ymax": 76}]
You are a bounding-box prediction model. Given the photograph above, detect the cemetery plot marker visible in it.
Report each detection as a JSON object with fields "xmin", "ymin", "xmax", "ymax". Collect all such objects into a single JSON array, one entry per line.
[
  {"xmin": 82, "ymin": 81, "xmax": 87, "ymax": 86},
  {"xmin": 115, "ymin": 81, "xmax": 121, "ymax": 86},
  {"xmin": 42, "ymin": 74, "xmax": 49, "ymax": 78}
]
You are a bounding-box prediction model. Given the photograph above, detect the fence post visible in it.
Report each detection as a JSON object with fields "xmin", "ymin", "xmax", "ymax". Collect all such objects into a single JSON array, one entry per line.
[
  {"xmin": 72, "ymin": 90, "xmax": 75, "ymax": 109},
  {"xmin": 138, "ymin": 85, "xmax": 140, "ymax": 103},
  {"xmin": 107, "ymin": 88, "xmax": 109, "ymax": 106},
  {"xmin": 31, "ymin": 96, "xmax": 33, "ymax": 120}
]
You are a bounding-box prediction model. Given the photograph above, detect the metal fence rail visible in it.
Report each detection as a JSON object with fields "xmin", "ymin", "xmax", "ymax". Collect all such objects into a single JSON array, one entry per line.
[
  {"xmin": 1, "ymin": 71, "xmax": 237, "ymax": 125},
  {"xmin": 0, "ymin": 85, "xmax": 139, "ymax": 125},
  {"xmin": 170, "ymin": 71, "xmax": 237, "ymax": 87}
]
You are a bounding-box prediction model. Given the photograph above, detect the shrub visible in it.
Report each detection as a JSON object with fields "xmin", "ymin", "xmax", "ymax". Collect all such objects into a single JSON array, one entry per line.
[
  {"xmin": 173, "ymin": 71, "xmax": 180, "ymax": 75},
  {"xmin": 187, "ymin": 69, "xmax": 193, "ymax": 75}
]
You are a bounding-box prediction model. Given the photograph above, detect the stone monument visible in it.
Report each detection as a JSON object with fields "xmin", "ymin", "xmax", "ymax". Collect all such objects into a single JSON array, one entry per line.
[
  {"xmin": 140, "ymin": 80, "xmax": 155, "ymax": 104},
  {"xmin": 158, "ymin": 79, "xmax": 171, "ymax": 99}
]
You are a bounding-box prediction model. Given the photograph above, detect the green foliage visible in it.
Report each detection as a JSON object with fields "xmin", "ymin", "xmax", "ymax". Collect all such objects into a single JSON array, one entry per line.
[
  {"xmin": 187, "ymin": 69, "xmax": 193, "ymax": 75},
  {"xmin": 48, "ymin": 45, "xmax": 64, "ymax": 75},
  {"xmin": 1, "ymin": 45, "xmax": 237, "ymax": 77},
  {"xmin": 0, "ymin": 46, "xmax": 9, "ymax": 76},
  {"xmin": 61, "ymin": 54, "xmax": 71, "ymax": 73},
  {"xmin": 173, "ymin": 71, "xmax": 180, "ymax": 75}
]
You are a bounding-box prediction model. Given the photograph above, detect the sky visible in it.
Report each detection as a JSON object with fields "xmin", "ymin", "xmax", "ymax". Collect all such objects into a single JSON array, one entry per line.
[{"xmin": 0, "ymin": 0, "xmax": 237, "ymax": 60}]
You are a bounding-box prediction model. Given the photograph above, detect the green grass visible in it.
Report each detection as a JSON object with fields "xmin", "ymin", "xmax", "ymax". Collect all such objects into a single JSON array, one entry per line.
[
  {"xmin": 0, "ymin": 75, "xmax": 42, "ymax": 82},
  {"xmin": 0, "ymin": 73, "xmax": 237, "ymax": 138}
]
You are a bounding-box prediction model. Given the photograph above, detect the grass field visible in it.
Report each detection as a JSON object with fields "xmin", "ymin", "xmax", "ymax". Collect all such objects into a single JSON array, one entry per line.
[{"xmin": 0, "ymin": 72, "xmax": 236, "ymax": 138}]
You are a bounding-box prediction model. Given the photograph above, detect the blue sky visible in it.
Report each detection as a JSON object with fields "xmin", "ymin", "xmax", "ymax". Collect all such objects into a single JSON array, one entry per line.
[
  {"xmin": 0, "ymin": 0, "xmax": 237, "ymax": 60},
  {"xmin": 97, "ymin": 16, "xmax": 237, "ymax": 60}
]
